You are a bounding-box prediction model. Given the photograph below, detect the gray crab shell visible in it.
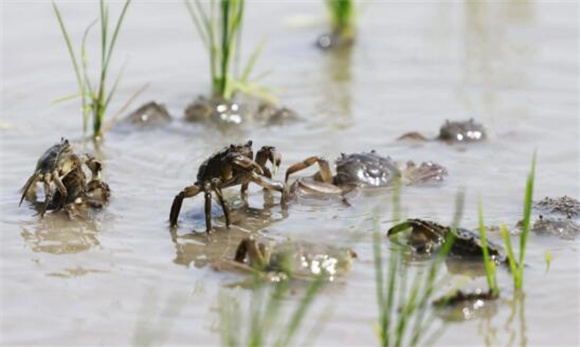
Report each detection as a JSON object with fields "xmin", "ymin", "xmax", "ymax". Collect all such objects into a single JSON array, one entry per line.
[{"xmin": 333, "ymin": 151, "xmax": 401, "ymax": 187}]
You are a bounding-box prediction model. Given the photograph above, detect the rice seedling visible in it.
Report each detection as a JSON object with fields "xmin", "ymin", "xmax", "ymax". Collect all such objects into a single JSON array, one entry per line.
[
  {"xmin": 500, "ymin": 153, "xmax": 537, "ymax": 289},
  {"xmin": 373, "ymin": 224, "xmax": 455, "ymax": 347},
  {"xmin": 477, "ymin": 200, "xmax": 499, "ymax": 296},
  {"xmin": 219, "ymin": 276, "xmax": 325, "ymax": 347},
  {"xmin": 53, "ymin": 0, "xmax": 131, "ymax": 138},
  {"xmin": 373, "ymin": 190, "xmax": 463, "ymax": 347},
  {"xmin": 185, "ymin": 0, "xmax": 271, "ymax": 102},
  {"xmin": 544, "ymin": 251, "xmax": 551, "ymax": 272},
  {"xmin": 324, "ymin": 0, "xmax": 356, "ymax": 41}
]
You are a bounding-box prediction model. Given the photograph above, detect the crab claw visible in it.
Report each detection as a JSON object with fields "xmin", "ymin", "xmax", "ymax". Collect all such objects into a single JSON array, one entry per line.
[
  {"xmin": 257, "ymin": 146, "xmax": 282, "ymax": 175},
  {"xmin": 229, "ymin": 154, "xmax": 264, "ymax": 175},
  {"xmin": 82, "ymin": 154, "xmax": 102, "ymax": 181}
]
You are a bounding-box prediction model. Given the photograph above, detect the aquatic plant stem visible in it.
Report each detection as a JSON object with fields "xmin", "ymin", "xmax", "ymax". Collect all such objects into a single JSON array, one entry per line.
[
  {"xmin": 517, "ymin": 152, "xmax": 536, "ymax": 289},
  {"xmin": 477, "ymin": 200, "xmax": 499, "ymax": 296},
  {"xmin": 325, "ymin": 0, "xmax": 355, "ymax": 39},
  {"xmin": 53, "ymin": 0, "xmax": 131, "ymax": 138},
  {"xmin": 186, "ymin": 0, "xmax": 273, "ymax": 102}
]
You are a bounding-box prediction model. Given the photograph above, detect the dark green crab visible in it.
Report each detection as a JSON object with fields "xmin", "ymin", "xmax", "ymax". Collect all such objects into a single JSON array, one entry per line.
[{"xmin": 387, "ymin": 219, "xmax": 505, "ymax": 264}]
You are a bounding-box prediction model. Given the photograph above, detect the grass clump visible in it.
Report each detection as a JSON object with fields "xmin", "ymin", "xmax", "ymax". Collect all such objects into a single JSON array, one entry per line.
[
  {"xmin": 373, "ymin": 224, "xmax": 455, "ymax": 347},
  {"xmin": 373, "ymin": 189, "xmax": 463, "ymax": 347},
  {"xmin": 219, "ymin": 277, "xmax": 324, "ymax": 347},
  {"xmin": 500, "ymin": 153, "xmax": 537, "ymax": 290},
  {"xmin": 477, "ymin": 200, "xmax": 499, "ymax": 296},
  {"xmin": 325, "ymin": 0, "xmax": 356, "ymax": 41},
  {"xmin": 185, "ymin": 0, "xmax": 271, "ymax": 102},
  {"xmin": 53, "ymin": 0, "xmax": 131, "ymax": 138}
]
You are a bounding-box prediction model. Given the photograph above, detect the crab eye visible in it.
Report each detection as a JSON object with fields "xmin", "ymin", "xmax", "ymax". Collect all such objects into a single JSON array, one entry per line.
[{"xmin": 246, "ymin": 140, "xmax": 253, "ymax": 147}]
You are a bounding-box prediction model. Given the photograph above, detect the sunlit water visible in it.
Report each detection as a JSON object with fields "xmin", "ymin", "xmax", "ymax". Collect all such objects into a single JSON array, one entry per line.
[{"xmin": 1, "ymin": 1, "xmax": 578, "ymax": 345}]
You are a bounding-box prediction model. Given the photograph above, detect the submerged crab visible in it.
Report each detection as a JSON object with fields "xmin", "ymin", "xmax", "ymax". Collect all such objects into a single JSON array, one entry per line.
[
  {"xmin": 433, "ymin": 288, "xmax": 499, "ymax": 322},
  {"xmin": 122, "ymin": 101, "xmax": 171, "ymax": 127},
  {"xmin": 525, "ymin": 196, "xmax": 580, "ymax": 239},
  {"xmin": 184, "ymin": 96, "xmax": 298, "ymax": 126},
  {"xmin": 388, "ymin": 219, "xmax": 506, "ymax": 264},
  {"xmin": 284, "ymin": 151, "xmax": 447, "ymax": 201},
  {"xmin": 19, "ymin": 139, "xmax": 96, "ymax": 216},
  {"xmin": 534, "ymin": 196, "xmax": 579, "ymax": 218},
  {"xmin": 225, "ymin": 236, "xmax": 356, "ymax": 281},
  {"xmin": 398, "ymin": 119, "xmax": 487, "ymax": 143},
  {"xmin": 169, "ymin": 141, "xmax": 285, "ymax": 233}
]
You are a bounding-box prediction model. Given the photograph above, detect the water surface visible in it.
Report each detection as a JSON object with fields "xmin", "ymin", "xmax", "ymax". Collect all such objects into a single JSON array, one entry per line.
[{"xmin": 2, "ymin": 1, "xmax": 579, "ymax": 345}]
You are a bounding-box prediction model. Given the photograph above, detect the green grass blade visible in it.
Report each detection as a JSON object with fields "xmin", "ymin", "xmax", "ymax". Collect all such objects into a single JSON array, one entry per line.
[
  {"xmin": 103, "ymin": 0, "xmax": 131, "ymax": 75},
  {"xmin": 373, "ymin": 225, "xmax": 385, "ymax": 314},
  {"xmin": 395, "ymin": 271, "xmax": 421, "ymax": 347},
  {"xmin": 100, "ymin": 0, "xmax": 108, "ymax": 68},
  {"xmin": 52, "ymin": 1, "xmax": 83, "ymax": 93},
  {"xmin": 240, "ymin": 41, "xmax": 266, "ymax": 84},
  {"xmin": 185, "ymin": 0, "xmax": 209, "ymax": 48},
  {"xmin": 409, "ymin": 233, "xmax": 453, "ymax": 346},
  {"xmin": 545, "ymin": 251, "xmax": 551, "ymax": 272},
  {"xmin": 518, "ymin": 152, "xmax": 536, "ymax": 288},
  {"xmin": 500, "ymin": 224, "xmax": 518, "ymax": 282},
  {"xmin": 249, "ymin": 282, "xmax": 266, "ymax": 347},
  {"xmin": 451, "ymin": 189, "xmax": 465, "ymax": 229},
  {"xmin": 51, "ymin": 92, "xmax": 84, "ymax": 104},
  {"xmin": 218, "ymin": 292, "xmax": 241, "ymax": 347},
  {"xmin": 478, "ymin": 200, "xmax": 498, "ymax": 295},
  {"xmin": 81, "ymin": 19, "xmax": 98, "ymax": 98},
  {"xmin": 276, "ymin": 276, "xmax": 324, "ymax": 347},
  {"xmin": 383, "ymin": 248, "xmax": 398, "ymax": 347},
  {"xmin": 104, "ymin": 60, "xmax": 127, "ymax": 110}
]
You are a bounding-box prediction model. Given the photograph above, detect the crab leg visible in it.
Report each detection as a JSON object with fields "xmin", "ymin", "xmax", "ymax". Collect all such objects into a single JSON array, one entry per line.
[
  {"xmin": 19, "ymin": 172, "xmax": 39, "ymax": 206},
  {"xmin": 52, "ymin": 171, "xmax": 68, "ymax": 211},
  {"xmin": 250, "ymin": 172, "xmax": 285, "ymax": 194},
  {"xmin": 169, "ymin": 184, "xmax": 201, "ymax": 227},
  {"xmin": 234, "ymin": 237, "xmax": 267, "ymax": 268},
  {"xmin": 240, "ymin": 182, "xmax": 249, "ymax": 200},
  {"xmin": 234, "ymin": 237, "xmax": 250, "ymax": 263},
  {"xmin": 211, "ymin": 183, "xmax": 231, "ymax": 228},
  {"xmin": 285, "ymin": 156, "xmax": 333, "ymax": 184},
  {"xmin": 40, "ymin": 174, "xmax": 53, "ymax": 217},
  {"xmin": 203, "ymin": 183, "xmax": 213, "ymax": 233}
]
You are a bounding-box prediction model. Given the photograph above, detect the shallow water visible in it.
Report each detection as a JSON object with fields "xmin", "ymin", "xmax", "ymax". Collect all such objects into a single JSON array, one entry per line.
[{"xmin": 1, "ymin": 1, "xmax": 579, "ymax": 345}]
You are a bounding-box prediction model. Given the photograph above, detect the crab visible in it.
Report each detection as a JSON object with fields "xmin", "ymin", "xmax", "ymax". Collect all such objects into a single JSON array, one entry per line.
[
  {"xmin": 47, "ymin": 156, "xmax": 110, "ymax": 219},
  {"xmin": 433, "ymin": 288, "xmax": 499, "ymax": 322},
  {"xmin": 398, "ymin": 119, "xmax": 487, "ymax": 143},
  {"xmin": 284, "ymin": 151, "xmax": 447, "ymax": 202},
  {"xmin": 523, "ymin": 196, "xmax": 580, "ymax": 239},
  {"xmin": 19, "ymin": 138, "xmax": 98, "ymax": 216},
  {"xmin": 534, "ymin": 196, "xmax": 579, "ymax": 218},
  {"xmin": 184, "ymin": 95, "xmax": 299, "ymax": 127},
  {"xmin": 227, "ymin": 236, "xmax": 357, "ymax": 281},
  {"xmin": 169, "ymin": 140, "xmax": 285, "ymax": 233},
  {"xmin": 122, "ymin": 101, "xmax": 171, "ymax": 127},
  {"xmin": 387, "ymin": 219, "xmax": 506, "ymax": 264}
]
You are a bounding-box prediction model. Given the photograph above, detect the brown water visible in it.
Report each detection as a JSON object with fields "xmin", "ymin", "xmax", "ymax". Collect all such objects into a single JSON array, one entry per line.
[{"xmin": 2, "ymin": 1, "xmax": 579, "ymax": 345}]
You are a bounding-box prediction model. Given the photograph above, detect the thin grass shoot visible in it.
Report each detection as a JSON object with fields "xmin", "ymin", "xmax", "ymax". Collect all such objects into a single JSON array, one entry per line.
[
  {"xmin": 185, "ymin": 0, "xmax": 272, "ymax": 102},
  {"xmin": 477, "ymin": 200, "xmax": 499, "ymax": 296},
  {"xmin": 499, "ymin": 153, "xmax": 537, "ymax": 289},
  {"xmin": 219, "ymin": 276, "xmax": 324, "ymax": 347},
  {"xmin": 324, "ymin": 0, "xmax": 356, "ymax": 40},
  {"xmin": 53, "ymin": 0, "xmax": 131, "ymax": 138}
]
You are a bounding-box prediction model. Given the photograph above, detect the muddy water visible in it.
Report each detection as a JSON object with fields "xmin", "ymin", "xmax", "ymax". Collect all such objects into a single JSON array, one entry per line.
[{"xmin": 1, "ymin": 1, "xmax": 578, "ymax": 345}]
